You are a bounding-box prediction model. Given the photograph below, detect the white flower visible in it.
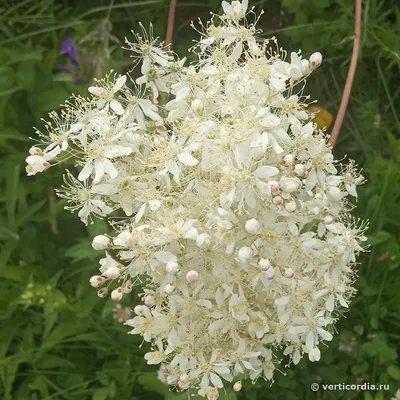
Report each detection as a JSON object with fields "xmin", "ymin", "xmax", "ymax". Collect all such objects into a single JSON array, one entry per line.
[{"xmin": 89, "ymin": 75, "xmax": 126, "ymax": 115}]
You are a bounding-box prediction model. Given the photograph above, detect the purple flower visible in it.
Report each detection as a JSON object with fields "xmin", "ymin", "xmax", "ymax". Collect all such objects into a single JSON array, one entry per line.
[
  {"xmin": 58, "ymin": 64, "xmax": 70, "ymax": 72},
  {"xmin": 59, "ymin": 38, "xmax": 76, "ymax": 57}
]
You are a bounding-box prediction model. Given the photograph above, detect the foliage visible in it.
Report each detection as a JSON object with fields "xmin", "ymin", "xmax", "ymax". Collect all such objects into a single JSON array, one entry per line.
[{"xmin": 0, "ymin": 0, "xmax": 399, "ymax": 399}]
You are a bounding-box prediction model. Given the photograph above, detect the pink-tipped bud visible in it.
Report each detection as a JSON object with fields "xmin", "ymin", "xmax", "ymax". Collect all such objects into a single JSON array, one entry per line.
[
  {"xmin": 164, "ymin": 283, "xmax": 175, "ymax": 295},
  {"xmin": 123, "ymin": 280, "xmax": 133, "ymax": 294},
  {"xmin": 284, "ymin": 200, "xmax": 296, "ymax": 213},
  {"xmin": 309, "ymin": 52, "xmax": 322, "ymax": 70},
  {"xmin": 324, "ymin": 216, "xmax": 333, "ymax": 225},
  {"xmin": 178, "ymin": 380, "xmax": 187, "ymax": 390},
  {"xmin": 268, "ymin": 180, "xmax": 279, "ymax": 193},
  {"xmin": 144, "ymin": 294, "xmax": 155, "ymax": 307},
  {"xmin": 281, "ymin": 154, "xmax": 294, "ymax": 166},
  {"xmin": 97, "ymin": 288, "xmax": 108, "ymax": 298},
  {"xmin": 90, "ymin": 275, "xmax": 105, "ymax": 288},
  {"xmin": 165, "ymin": 261, "xmax": 179, "ymax": 274},
  {"xmin": 273, "ymin": 195, "xmax": 283, "ymax": 205},
  {"xmin": 245, "ymin": 218, "xmax": 261, "ymax": 234},
  {"xmin": 258, "ymin": 258, "xmax": 271, "ymax": 271},
  {"xmin": 111, "ymin": 287, "xmax": 123, "ymax": 301},
  {"xmin": 104, "ymin": 266, "xmax": 120, "ymax": 279},
  {"xmin": 265, "ymin": 267, "xmax": 275, "ymax": 280},
  {"xmin": 284, "ymin": 268, "xmax": 294, "ymax": 278},
  {"xmin": 29, "ymin": 146, "xmax": 43, "ymax": 156},
  {"xmin": 233, "ymin": 381, "xmax": 242, "ymax": 392},
  {"xmin": 92, "ymin": 235, "xmax": 111, "ymax": 250},
  {"xmin": 179, "ymin": 373, "xmax": 188, "ymax": 382},
  {"xmin": 206, "ymin": 388, "xmax": 219, "ymax": 400},
  {"xmin": 186, "ymin": 270, "xmax": 199, "ymax": 282},
  {"xmin": 293, "ymin": 164, "xmax": 306, "ymax": 176}
]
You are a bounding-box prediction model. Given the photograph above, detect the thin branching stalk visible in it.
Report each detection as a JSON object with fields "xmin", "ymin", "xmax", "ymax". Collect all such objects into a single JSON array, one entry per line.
[{"xmin": 329, "ymin": 0, "xmax": 362, "ymax": 148}]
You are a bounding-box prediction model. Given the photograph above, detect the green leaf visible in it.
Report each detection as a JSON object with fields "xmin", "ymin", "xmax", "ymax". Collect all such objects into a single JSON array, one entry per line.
[
  {"xmin": 138, "ymin": 372, "xmax": 170, "ymax": 396},
  {"xmin": 387, "ymin": 365, "xmax": 400, "ymax": 380},
  {"xmin": 92, "ymin": 387, "xmax": 109, "ymax": 400}
]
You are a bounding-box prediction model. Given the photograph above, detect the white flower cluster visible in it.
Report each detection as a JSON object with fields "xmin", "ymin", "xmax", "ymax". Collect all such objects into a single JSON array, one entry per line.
[{"xmin": 26, "ymin": 1, "xmax": 367, "ymax": 398}]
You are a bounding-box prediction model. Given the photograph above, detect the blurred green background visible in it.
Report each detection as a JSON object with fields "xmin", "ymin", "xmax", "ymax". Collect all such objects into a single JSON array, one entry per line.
[{"xmin": 0, "ymin": 0, "xmax": 399, "ymax": 399}]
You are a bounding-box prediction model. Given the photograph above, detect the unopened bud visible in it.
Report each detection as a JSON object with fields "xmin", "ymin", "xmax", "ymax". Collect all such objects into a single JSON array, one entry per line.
[
  {"xmin": 280, "ymin": 177, "xmax": 300, "ymax": 193},
  {"xmin": 186, "ymin": 270, "xmax": 199, "ymax": 282},
  {"xmin": 144, "ymin": 294, "xmax": 155, "ymax": 307},
  {"xmin": 111, "ymin": 287, "xmax": 123, "ymax": 301},
  {"xmin": 273, "ymin": 195, "xmax": 283, "ymax": 205},
  {"xmin": 134, "ymin": 305, "xmax": 144, "ymax": 315},
  {"xmin": 245, "ymin": 218, "xmax": 261, "ymax": 234},
  {"xmin": 89, "ymin": 275, "xmax": 105, "ymax": 288},
  {"xmin": 238, "ymin": 246, "xmax": 252, "ymax": 262},
  {"xmin": 179, "ymin": 373, "xmax": 188, "ymax": 382},
  {"xmin": 326, "ymin": 186, "xmax": 342, "ymax": 202},
  {"xmin": 191, "ymin": 99, "xmax": 204, "ymax": 114},
  {"xmin": 196, "ymin": 233, "xmax": 212, "ymax": 249},
  {"xmin": 309, "ymin": 52, "xmax": 322, "ymax": 69},
  {"xmin": 265, "ymin": 267, "xmax": 275, "ymax": 280},
  {"xmin": 123, "ymin": 280, "xmax": 133, "ymax": 294},
  {"xmin": 165, "ymin": 261, "xmax": 179, "ymax": 274},
  {"xmin": 103, "ymin": 266, "xmax": 120, "ymax": 279},
  {"xmin": 324, "ymin": 216, "xmax": 333, "ymax": 225},
  {"xmin": 281, "ymin": 154, "xmax": 294, "ymax": 166},
  {"xmin": 164, "ymin": 283, "xmax": 175, "ymax": 295},
  {"xmin": 233, "ymin": 381, "xmax": 242, "ymax": 392},
  {"xmin": 258, "ymin": 258, "xmax": 271, "ymax": 271},
  {"xmin": 29, "ymin": 146, "xmax": 43, "ymax": 156},
  {"xmin": 285, "ymin": 200, "xmax": 296, "ymax": 213},
  {"xmin": 97, "ymin": 288, "xmax": 108, "ymax": 298},
  {"xmin": 284, "ymin": 268, "xmax": 294, "ymax": 278},
  {"xmin": 268, "ymin": 180, "xmax": 279, "ymax": 193},
  {"xmin": 92, "ymin": 235, "xmax": 111, "ymax": 250},
  {"xmin": 293, "ymin": 164, "xmax": 306, "ymax": 176}
]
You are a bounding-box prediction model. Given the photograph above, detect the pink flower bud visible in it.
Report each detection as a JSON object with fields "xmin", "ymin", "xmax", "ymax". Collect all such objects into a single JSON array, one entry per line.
[
  {"xmin": 281, "ymin": 154, "xmax": 294, "ymax": 166},
  {"xmin": 268, "ymin": 180, "xmax": 279, "ymax": 193},
  {"xmin": 309, "ymin": 52, "xmax": 322, "ymax": 69},
  {"xmin": 89, "ymin": 275, "xmax": 105, "ymax": 288},
  {"xmin": 97, "ymin": 288, "xmax": 108, "ymax": 298},
  {"xmin": 186, "ymin": 270, "xmax": 199, "ymax": 282},
  {"xmin": 179, "ymin": 373, "xmax": 188, "ymax": 382},
  {"xmin": 265, "ymin": 267, "xmax": 275, "ymax": 280},
  {"xmin": 324, "ymin": 216, "xmax": 333, "ymax": 225},
  {"xmin": 258, "ymin": 258, "xmax": 271, "ymax": 271},
  {"xmin": 284, "ymin": 268, "xmax": 294, "ymax": 278},
  {"xmin": 144, "ymin": 294, "xmax": 155, "ymax": 307},
  {"xmin": 165, "ymin": 261, "xmax": 179, "ymax": 274},
  {"xmin": 111, "ymin": 287, "xmax": 123, "ymax": 301},
  {"xmin": 92, "ymin": 235, "xmax": 111, "ymax": 250},
  {"xmin": 273, "ymin": 195, "xmax": 283, "ymax": 205},
  {"xmin": 233, "ymin": 381, "xmax": 242, "ymax": 392},
  {"xmin": 123, "ymin": 280, "xmax": 133, "ymax": 293},
  {"xmin": 104, "ymin": 266, "xmax": 120, "ymax": 279}
]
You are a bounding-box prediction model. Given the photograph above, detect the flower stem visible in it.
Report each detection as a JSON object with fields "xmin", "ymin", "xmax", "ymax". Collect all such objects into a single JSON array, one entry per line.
[
  {"xmin": 165, "ymin": 0, "xmax": 177, "ymax": 51},
  {"xmin": 329, "ymin": 0, "xmax": 361, "ymax": 148}
]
